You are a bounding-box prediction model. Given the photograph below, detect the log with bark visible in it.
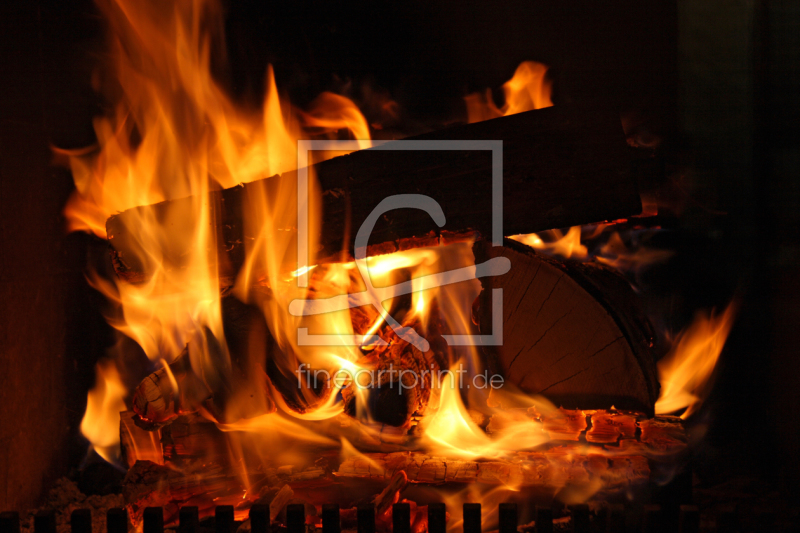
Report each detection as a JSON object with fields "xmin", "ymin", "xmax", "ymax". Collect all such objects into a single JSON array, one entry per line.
[
  {"xmin": 106, "ymin": 105, "xmax": 641, "ymax": 283},
  {"xmin": 473, "ymin": 239, "xmax": 659, "ymax": 414}
]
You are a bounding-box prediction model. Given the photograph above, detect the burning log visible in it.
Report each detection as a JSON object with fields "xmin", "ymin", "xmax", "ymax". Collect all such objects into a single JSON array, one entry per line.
[
  {"xmin": 122, "ymin": 461, "xmax": 247, "ymax": 528},
  {"xmin": 132, "ymin": 297, "xmax": 277, "ymax": 430},
  {"xmin": 118, "ymin": 409, "xmax": 684, "ymax": 519},
  {"xmin": 335, "ymin": 449, "xmax": 650, "ymax": 493},
  {"xmin": 341, "ymin": 314, "xmax": 447, "ymax": 427},
  {"xmin": 120, "ymin": 408, "xmax": 684, "ymax": 472},
  {"xmin": 485, "ymin": 408, "xmax": 687, "ymax": 454},
  {"xmin": 131, "ymin": 348, "xmax": 202, "ymax": 429},
  {"xmin": 106, "ymin": 105, "xmax": 641, "ymax": 283},
  {"xmin": 474, "ymin": 239, "xmax": 660, "ymax": 414},
  {"xmin": 122, "ymin": 460, "xmax": 329, "ymax": 529},
  {"xmin": 131, "ymin": 347, "xmax": 276, "ymax": 430}
]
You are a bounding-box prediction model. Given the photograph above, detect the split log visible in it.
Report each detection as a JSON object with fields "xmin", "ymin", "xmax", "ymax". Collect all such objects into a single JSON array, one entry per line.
[
  {"xmin": 106, "ymin": 105, "xmax": 641, "ymax": 283},
  {"xmin": 132, "ymin": 296, "xmax": 276, "ymax": 430},
  {"xmin": 474, "ymin": 239, "xmax": 659, "ymax": 414},
  {"xmin": 120, "ymin": 411, "xmax": 163, "ymax": 468}
]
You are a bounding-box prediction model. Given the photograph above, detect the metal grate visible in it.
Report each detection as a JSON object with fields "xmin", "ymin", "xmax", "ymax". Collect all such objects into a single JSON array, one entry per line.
[{"xmin": 0, "ymin": 503, "xmax": 712, "ymax": 533}]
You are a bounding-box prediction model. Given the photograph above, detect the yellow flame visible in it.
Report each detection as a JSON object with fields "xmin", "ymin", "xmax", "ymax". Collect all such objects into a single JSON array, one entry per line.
[
  {"xmin": 62, "ymin": 1, "xmax": 720, "ymax": 512},
  {"xmin": 655, "ymin": 303, "xmax": 737, "ymax": 418},
  {"xmin": 81, "ymin": 360, "xmax": 128, "ymax": 462},
  {"xmin": 63, "ymin": 0, "xmax": 375, "ymax": 467},
  {"xmin": 510, "ymin": 226, "xmax": 588, "ymax": 260}
]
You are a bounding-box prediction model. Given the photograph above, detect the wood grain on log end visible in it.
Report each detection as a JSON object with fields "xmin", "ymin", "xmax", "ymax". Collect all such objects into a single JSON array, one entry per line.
[{"xmin": 474, "ymin": 239, "xmax": 658, "ymax": 415}]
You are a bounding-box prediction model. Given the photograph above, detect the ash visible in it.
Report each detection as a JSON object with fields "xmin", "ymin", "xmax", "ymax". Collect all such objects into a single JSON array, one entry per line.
[{"xmin": 19, "ymin": 479, "xmax": 126, "ymax": 533}]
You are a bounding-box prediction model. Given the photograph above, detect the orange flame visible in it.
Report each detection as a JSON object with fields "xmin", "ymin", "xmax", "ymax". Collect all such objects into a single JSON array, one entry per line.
[
  {"xmin": 81, "ymin": 359, "xmax": 128, "ymax": 462},
  {"xmin": 62, "ymin": 0, "xmax": 727, "ymax": 516},
  {"xmin": 510, "ymin": 226, "xmax": 588, "ymax": 260},
  {"xmin": 655, "ymin": 303, "xmax": 737, "ymax": 419},
  {"xmin": 63, "ymin": 0, "xmax": 374, "ymax": 465},
  {"xmin": 465, "ymin": 61, "xmax": 553, "ymax": 123}
]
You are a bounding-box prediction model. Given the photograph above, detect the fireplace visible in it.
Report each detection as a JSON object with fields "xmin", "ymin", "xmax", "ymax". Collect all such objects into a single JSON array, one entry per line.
[{"xmin": 1, "ymin": 0, "xmax": 799, "ymax": 532}]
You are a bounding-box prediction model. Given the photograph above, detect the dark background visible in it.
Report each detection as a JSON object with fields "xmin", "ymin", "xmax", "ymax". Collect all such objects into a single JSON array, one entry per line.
[{"xmin": 1, "ymin": 0, "xmax": 798, "ymax": 512}]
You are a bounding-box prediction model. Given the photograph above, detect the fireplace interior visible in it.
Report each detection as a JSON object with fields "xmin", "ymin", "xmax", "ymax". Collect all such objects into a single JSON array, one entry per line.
[{"xmin": 1, "ymin": 0, "xmax": 799, "ymax": 532}]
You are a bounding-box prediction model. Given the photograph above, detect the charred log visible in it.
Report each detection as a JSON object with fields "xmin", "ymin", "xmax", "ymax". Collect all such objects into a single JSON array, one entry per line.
[
  {"xmin": 131, "ymin": 296, "xmax": 276, "ymax": 430},
  {"xmin": 341, "ymin": 314, "xmax": 447, "ymax": 428},
  {"xmin": 107, "ymin": 105, "xmax": 641, "ymax": 284},
  {"xmin": 119, "ymin": 410, "xmax": 684, "ymax": 517},
  {"xmin": 335, "ymin": 449, "xmax": 651, "ymax": 492}
]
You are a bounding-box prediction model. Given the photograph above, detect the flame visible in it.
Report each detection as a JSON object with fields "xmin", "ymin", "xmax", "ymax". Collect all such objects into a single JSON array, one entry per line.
[
  {"xmin": 465, "ymin": 61, "xmax": 553, "ymax": 123},
  {"xmin": 61, "ymin": 0, "xmax": 732, "ymax": 516},
  {"xmin": 81, "ymin": 360, "xmax": 128, "ymax": 462},
  {"xmin": 655, "ymin": 303, "xmax": 737, "ymax": 419},
  {"xmin": 62, "ymin": 0, "xmax": 372, "ymax": 464},
  {"xmin": 420, "ymin": 370, "xmax": 552, "ymax": 461},
  {"xmin": 510, "ymin": 226, "xmax": 588, "ymax": 260}
]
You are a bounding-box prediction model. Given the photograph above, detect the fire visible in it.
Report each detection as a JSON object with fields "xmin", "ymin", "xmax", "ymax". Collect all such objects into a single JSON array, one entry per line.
[
  {"xmin": 655, "ymin": 303, "xmax": 737, "ymax": 419},
  {"xmin": 81, "ymin": 359, "xmax": 128, "ymax": 463},
  {"xmin": 465, "ymin": 61, "xmax": 553, "ymax": 123},
  {"xmin": 62, "ymin": 0, "xmax": 371, "ymax": 462},
  {"xmin": 60, "ymin": 0, "xmax": 731, "ymax": 521},
  {"xmin": 510, "ymin": 226, "xmax": 588, "ymax": 260}
]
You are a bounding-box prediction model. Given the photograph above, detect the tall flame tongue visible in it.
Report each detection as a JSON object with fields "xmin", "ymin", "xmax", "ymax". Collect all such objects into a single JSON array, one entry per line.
[
  {"xmin": 656, "ymin": 302, "xmax": 738, "ymax": 419},
  {"xmin": 81, "ymin": 359, "xmax": 128, "ymax": 463},
  {"xmin": 62, "ymin": 0, "xmax": 369, "ymax": 460},
  {"xmin": 64, "ymin": 0, "xmax": 508, "ymax": 473}
]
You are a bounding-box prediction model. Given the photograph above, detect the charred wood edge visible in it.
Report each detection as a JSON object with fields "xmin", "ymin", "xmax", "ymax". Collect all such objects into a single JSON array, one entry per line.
[
  {"xmin": 472, "ymin": 239, "xmax": 659, "ymax": 415},
  {"xmin": 107, "ymin": 104, "xmax": 641, "ymax": 284},
  {"xmin": 335, "ymin": 413, "xmax": 686, "ymax": 487},
  {"xmin": 119, "ymin": 412, "xmax": 685, "ymax": 526},
  {"xmin": 342, "ymin": 312, "xmax": 448, "ymax": 428},
  {"xmin": 120, "ymin": 409, "xmax": 686, "ymax": 472},
  {"xmin": 334, "ymin": 449, "xmax": 651, "ymax": 489}
]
